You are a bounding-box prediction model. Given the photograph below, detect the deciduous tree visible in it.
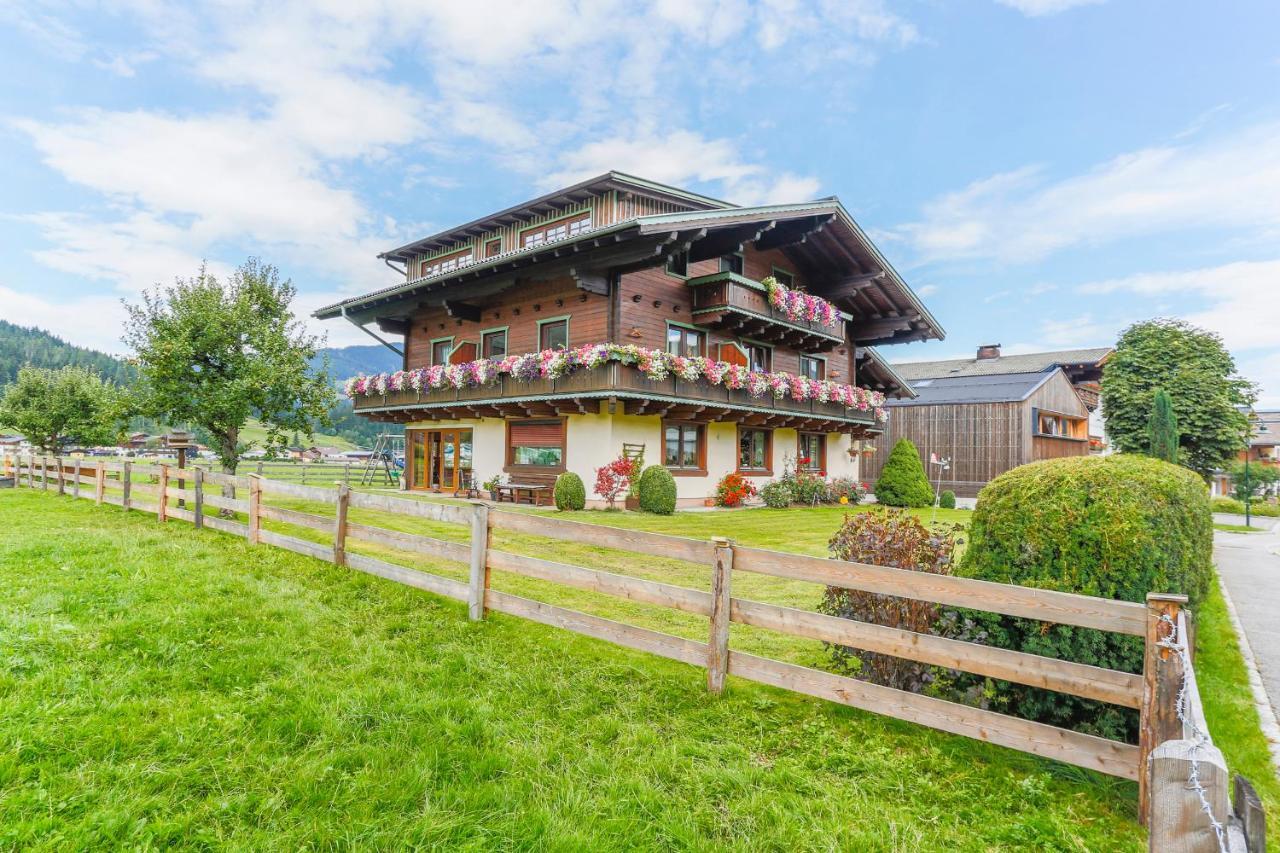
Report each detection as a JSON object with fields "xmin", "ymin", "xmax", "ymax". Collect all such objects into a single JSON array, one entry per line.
[
  {"xmin": 1101, "ymin": 319, "xmax": 1253, "ymax": 477},
  {"xmin": 0, "ymin": 365, "xmax": 129, "ymax": 453},
  {"xmin": 123, "ymin": 259, "xmax": 336, "ymax": 475}
]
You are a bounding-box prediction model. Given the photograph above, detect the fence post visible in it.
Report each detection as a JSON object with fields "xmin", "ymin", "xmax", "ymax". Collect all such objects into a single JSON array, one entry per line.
[
  {"xmin": 468, "ymin": 501, "xmax": 491, "ymax": 621},
  {"xmin": 41, "ymin": 456, "xmax": 49, "ymax": 490},
  {"xmin": 72, "ymin": 458, "xmax": 82, "ymax": 499},
  {"xmin": 1139, "ymin": 592, "xmax": 1187, "ymax": 826},
  {"xmin": 121, "ymin": 461, "xmax": 131, "ymax": 510},
  {"xmin": 1234, "ymin": 775, "xmax": 1266, "ymax": 853},
  {"xmin": 707, "ymin": 536, "xmax": 734, "ymax": 694},
  {"xmin": 247, "ymin": 475, "xmax": 262, "ymax": 543},
  {"xmin": 53, "ymin": 456, "xmax": 63, "ymax": 495},
  {"xmin": 333, "ymin": 482, "xmax": 350, "ymax": 566},
  {"xmin": 344, "ymin": 462, "xmax": 351, "ymax": 486},
  {"xmin": 193, "ymin": 467, "xmax": 205, "ymax": 529},
  {"xmin": 95, "ymin": 461, "xmax": 105, "ymax": 504},
  {"xmin": 158, "ymin": 464, "xmax": 169, "ymax": 522}
]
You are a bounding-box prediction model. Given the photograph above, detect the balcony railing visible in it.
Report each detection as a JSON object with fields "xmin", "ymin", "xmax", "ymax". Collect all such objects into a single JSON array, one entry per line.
[
  {"xmin": 352, "ymin": 361, "xmax": 878, "ymax": 426},
  {"xmin": 685, "ymin": 271, "xmax": 845, "ymax": 349}
]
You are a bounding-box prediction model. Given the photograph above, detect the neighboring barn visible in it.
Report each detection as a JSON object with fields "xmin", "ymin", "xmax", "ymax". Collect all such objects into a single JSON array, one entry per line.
[{"xmin": 863, "ymin": 357, "xmax": 1094, "ymax": 498}]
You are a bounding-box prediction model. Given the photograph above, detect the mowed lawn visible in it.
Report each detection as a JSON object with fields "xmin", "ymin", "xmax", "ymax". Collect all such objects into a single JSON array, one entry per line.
[{"xmin": 0, "ymin": 489, "xmax": 1166, "ymax": 850}]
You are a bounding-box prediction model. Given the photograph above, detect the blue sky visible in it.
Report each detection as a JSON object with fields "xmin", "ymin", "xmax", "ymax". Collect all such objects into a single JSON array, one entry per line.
[{"xmin": 2, "ymin": 1, "xmax": 1278, "ymax": 402}]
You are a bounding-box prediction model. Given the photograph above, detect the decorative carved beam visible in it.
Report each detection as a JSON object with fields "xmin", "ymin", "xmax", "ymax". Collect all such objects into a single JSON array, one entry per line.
[
  {"xmin": 569, "ymin": 267, "xmax": 610, "ymax": 295},
  {"xmin": 755, "ymin": 214, "xmax": 835, "ymax": 252},
  {"xmin": 443, "ymin": 301, "xmax": 482, "ymax": 322},
  {"xmin": 688, "ymin": 220, "xmax": 778, "ymax": 262}
]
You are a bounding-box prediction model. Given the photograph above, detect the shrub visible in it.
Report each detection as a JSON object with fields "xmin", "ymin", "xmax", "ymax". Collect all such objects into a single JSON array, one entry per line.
[
  {"xmin": 715, "ymin": 472, "xmax": 758, "ymax": 507},
  {"xmin": 593, "ymin": 455, "xmax": 633, "ymax": 510},
  {"xmin": 939, "ymin": 489, "xmax": 956, "ymax": 509},
  {"xmin": 826, "ymin": 477, "xmax": 867, "ymax": 505},
  {"xmin": 820, "ymin": 509, "xmax": 963, "ymax": 691},
  {"xmin": 792, "ymin": 469, "xmax": 828, "ymax": 505},
  {"xmin": 873, "ymin": 439, "xmax": 934, "ymax": 507},
  {"xmin": 553, "ymin": 472, "xmax": 585, "ymax": 511},
  {"xmin": 637, "ymin": 465, "xmax": 677, "ymax": 515},
  {"xmin": 759, "ymin": 479, "xmax": 792, "ymax": 508},
  {"xmin": 1210, "ymin": 495, "xmax": 1279, "ymax": 516},
  {"xmin": 958, "ymin": 454, "xmax": 1213, "ymax": 740}
]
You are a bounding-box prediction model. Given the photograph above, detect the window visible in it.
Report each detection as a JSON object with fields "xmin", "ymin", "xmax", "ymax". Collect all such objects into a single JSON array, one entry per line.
[
  {"xmin": 484, "ymin": 238, "xmax": 501, "ymax": 258},
  {"xmin": 799, "ymin": 355, "xmax": 825, "ymax": 381},
  {"xmin": 738, "ymin": 427, "xmax": 771, "ymax": 472},
  {"xmin": 508, "ymin": 420, "xmax": 565, "ymax": 468},
  {"xmin": 430, "ymin": 338, "xmax": 454, "ymax": 366},
  {"xmin": 719, "ymin": 254, "xmax": 743, "ymax": 275},
  {"xmin": 772, "ymin": 267, "xmax": 794, "ymax": 287},
  {"xmin": 481, "ymin": 329, "xmax": 507, "ymax": 359},
  {"xmin": 798, "ymin": 433, "xmax": 826, "ymax": 472},
  {"xmin": 745, "ymin": 343, "xmax": 771, "ymax": 373},
  {"xmin": 520, "ymin": 212, "xmax": 592, "ymax": 248},
  {"xmin": 420, "ymin": 248, "xmax": 474, "ymax": 279},
  {"xmin": 666, "ymin": 325, "xmax": 705, "ymax": 358},
  {"xmin": 666, "ymin": 250, "xmax": 689, "ymax": 277},
  {"xmin": 1037, "ymin": 412, "xmax": 1082, "ymax": 438},
  {"xmin": 539, "ymin": 318, "xmax": 569, "ymax": 351},
  {"xmin": 664, "ymin": 423, "xmax": 703, "ymax": 470}
]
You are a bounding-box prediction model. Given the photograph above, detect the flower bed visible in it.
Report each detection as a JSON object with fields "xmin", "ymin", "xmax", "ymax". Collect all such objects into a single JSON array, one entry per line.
[
  {"xmin": 342, "ymin": 343, "xmax": 887, "ymax": 420},
  {"xmin": 761, "ymin": 276, "xmax": 840, "ymax": 328}
]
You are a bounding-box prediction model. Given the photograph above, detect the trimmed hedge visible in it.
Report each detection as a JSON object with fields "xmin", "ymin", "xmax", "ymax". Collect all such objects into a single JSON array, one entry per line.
[
  {"xmin": 553, "ymin": 472, "xmax": 586, "ymax": 511},
  {"xmin": 939, "ymin": 489, "xmax": 956, "ymax": 510},
  {"xmin": 1211, "ymin": 495, "xmax": 1279, "ymax": 517},
  {"xmin": 873, "ymin": 438, "xmax": 934, "ymax": 508},
  {"xmin": 957, "ymin": 454, "xmax": 1213, "ymax": 740},
  {"xmin": 637, "ymin": 465, "xmax": 677, "ymax": 515}
]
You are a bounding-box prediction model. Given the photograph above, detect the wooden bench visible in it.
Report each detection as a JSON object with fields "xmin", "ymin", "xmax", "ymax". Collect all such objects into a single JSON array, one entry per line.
[{"xmin": 496, "ymin": 482, "xmax": 551, "ymax": 506}]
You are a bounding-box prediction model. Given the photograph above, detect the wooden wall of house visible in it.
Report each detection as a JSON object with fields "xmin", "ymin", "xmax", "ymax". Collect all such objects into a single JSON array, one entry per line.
[
  {"xmin": 404, "ymin": 276, "xmax": 609, "ymax": 369},
  {"xmin": 862, "ymin": 402, "xmax": 1027, "ymax": 498},
  {"xmin": 1025, "ymin": 370, "xmax": 1090, "ymax": 463}
]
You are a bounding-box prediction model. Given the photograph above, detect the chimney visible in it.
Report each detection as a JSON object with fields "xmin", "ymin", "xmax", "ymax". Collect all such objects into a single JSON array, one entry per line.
[{"xmin": 976, "ymin": 343, "xmax": 1002, "ymax": 360}]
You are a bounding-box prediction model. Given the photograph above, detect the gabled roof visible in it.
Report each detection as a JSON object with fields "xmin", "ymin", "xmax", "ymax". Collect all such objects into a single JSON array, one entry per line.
[
  {"xmin": 893, "ymin": 347, "xmax": 1113, "ymax": 381},
  {"xmin": 886, "ymin": 371, "xmax": 1056, "ymax": 406}
]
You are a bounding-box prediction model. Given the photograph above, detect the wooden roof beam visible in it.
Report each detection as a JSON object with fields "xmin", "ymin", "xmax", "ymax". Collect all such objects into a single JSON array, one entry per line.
[
  {"xmin": 688, "ymin": 220, "xmax": 777, "ymax": 262},
  {"xmin": 443, "ymin": 301, "xmax": 482, "ymax": 322},
  {"xmin": 755, "ymin": 214, "xmax": 835, "ymax": 252}
]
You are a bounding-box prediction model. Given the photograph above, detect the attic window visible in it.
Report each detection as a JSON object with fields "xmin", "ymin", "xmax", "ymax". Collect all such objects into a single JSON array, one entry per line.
[
  {"xmin": 521, "ymin": 212, "xmax": 592, "ymax": 248},
  {"xmin": 421, "ymin": 248, "xmax": 474, "ymax": 279}
]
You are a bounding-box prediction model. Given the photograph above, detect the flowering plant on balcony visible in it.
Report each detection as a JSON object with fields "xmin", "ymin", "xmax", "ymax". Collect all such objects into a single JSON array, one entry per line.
[
  {"xmin": 343, "ymin": 342, "xmax": 888, "ymax": 422},
  {"xmin": 760, "ymin": 276, "xmax": 840, "ymax": 328}
]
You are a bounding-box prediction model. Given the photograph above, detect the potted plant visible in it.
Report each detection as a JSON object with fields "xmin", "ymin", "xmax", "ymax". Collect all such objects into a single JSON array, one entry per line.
[{"xmin": 481, "ymin": 473, "xmax": 504, "ymax": 501}]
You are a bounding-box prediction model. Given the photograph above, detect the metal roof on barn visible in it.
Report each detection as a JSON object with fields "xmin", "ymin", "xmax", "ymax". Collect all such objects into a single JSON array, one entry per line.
[
  {"xmin": 885, "ymin": 372, "xmax": 1055, "ymax": 407},
  {"xmin": 892, "ymin": 347, "xmax": 1112, "ymax": 380}
]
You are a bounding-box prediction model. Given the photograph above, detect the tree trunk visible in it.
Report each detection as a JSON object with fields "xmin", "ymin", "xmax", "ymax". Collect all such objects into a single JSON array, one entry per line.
[{"xmin": 217, "ymin": 427, "xmax": 239, "ymax": 518}]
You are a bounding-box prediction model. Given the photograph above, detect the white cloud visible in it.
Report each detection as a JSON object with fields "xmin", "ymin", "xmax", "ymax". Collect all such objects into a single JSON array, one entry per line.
[
  {"xmin": 899, "ymin": 121, "xmax": 1280, "ymax": 264},
  {"xmin": 916, "ymin": 284, "xmax": 940, "ymax": 296},
  {"xmin": 994, "ymin": 0, "xmax": 1105, "ymax": 16}
]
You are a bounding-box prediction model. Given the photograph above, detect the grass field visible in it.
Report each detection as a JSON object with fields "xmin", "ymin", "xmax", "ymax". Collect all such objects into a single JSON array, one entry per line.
[
  {"xmin": 0, "ymin": 488, "xmax": 1271, "ymax": 849},
  {"xmin": 1214, "ymin": 522, "xmax": 1264, "ymax": 533}
]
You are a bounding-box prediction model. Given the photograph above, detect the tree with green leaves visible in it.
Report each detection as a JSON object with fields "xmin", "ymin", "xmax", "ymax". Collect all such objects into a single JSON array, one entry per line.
[
  {"xmin": 1101, "ymin": 319, "xmax": 1254, "ymax": 477},
  {"xmin": 1228, "ymin": 460, "xmax": 1280, "ymax": 503},
  {"xmin": 0, "ymin": 364, "xmax": 129, "ymax": 452},
  {"xmin": 123, "ymin": 259, "xmax": 336, "ymax": 475},
  {"xmin": 873, "ymin": 438, "xmax": 935, "ymax": 508},
  {"xmin": 1146, "ymin": 388, "xmax": 1179, "ymax": 464}
]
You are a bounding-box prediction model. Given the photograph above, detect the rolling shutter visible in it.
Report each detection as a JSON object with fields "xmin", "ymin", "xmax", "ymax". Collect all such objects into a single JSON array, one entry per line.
[{"xmin": 509, "ymin": 420, "xmax": 564, "ymax": 448}]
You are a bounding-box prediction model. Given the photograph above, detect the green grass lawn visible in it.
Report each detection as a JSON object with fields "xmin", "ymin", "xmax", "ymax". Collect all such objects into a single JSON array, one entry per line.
[
  {"xmin": 0, "ymin": 490, "xmax": 1149, "ymax": 850},
  {"xmin": 1214, "ymin": 522, "xmax": 1264, "ymax": 533}
]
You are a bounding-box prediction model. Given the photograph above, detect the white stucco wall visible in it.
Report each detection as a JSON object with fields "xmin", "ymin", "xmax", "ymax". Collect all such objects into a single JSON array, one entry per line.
[{"xmin": 405, "ymin": 406, "xmax": 864, "ymax": 507}]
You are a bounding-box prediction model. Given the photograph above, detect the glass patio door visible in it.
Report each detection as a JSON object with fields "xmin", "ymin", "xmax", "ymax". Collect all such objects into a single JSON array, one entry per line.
[{"xmin": 411, "ymin": 429, "xmax": 473, "ymax": 491}]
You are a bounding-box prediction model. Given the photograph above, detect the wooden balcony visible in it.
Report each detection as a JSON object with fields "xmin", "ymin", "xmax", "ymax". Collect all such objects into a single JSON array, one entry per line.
[
  {"xmin": 353, "ymin": 361, "xmax": 880, "ymax": 434},
  {"xmin": 685, "ymin": 271, "xmax": 846, "ymax": 351}
]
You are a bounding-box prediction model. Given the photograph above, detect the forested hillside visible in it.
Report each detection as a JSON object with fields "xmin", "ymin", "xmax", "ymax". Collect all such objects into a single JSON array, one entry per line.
[
  {"xmin": 0, "ymin": 320, "xmax": 135, "ymax": 385},
  {"xmin": 311, "ymin": 344, "xmax": 401, "ymax": 379}
]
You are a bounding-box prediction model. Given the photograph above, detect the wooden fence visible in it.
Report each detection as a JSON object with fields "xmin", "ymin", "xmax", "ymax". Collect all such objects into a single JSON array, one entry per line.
[{"xmin": 2, "ymin": 453, "xmax": 1266, "ymax": 851}]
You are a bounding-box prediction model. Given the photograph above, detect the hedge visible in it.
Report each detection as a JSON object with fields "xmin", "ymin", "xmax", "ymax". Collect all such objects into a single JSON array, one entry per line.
[
  {"xmin": 873, "ymin": 438, "xmax": 934, "ymax": 508},
  {"xmin": 637, "ymin": 465, "xmax": 677, "ymax": 515},
  {"xmin": 956, "ymin": 454, "xmax": 1213, "ymax": 740},
  {"xmin": 553, "ymin": 472, "xmax": 586, "ymax": 511}
]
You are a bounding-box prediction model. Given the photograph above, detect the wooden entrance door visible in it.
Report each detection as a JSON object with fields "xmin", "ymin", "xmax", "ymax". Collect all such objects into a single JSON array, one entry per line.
[{"xmin": 408, "ymin": 429, "xmax": 472, "ymax": 492}]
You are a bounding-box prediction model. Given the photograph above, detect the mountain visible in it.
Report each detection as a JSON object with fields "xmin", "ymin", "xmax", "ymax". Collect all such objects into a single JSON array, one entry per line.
[
  {"xmin": 311, "ymin": 344, "xmax": 401, "ymax": 379},
  {"xmin": 0, "ymin": 319, "xmax": 135, "ymax": 385}
]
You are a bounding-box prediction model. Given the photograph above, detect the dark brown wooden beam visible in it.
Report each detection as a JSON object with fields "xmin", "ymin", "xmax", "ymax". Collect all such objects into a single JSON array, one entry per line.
[
  {"xmin": 688, "ymin": 220, "xmax": 777, "ymax": 262},
  {"xmin": 755, "ymin": 214, "xmax": 835, "ymax": 252}
]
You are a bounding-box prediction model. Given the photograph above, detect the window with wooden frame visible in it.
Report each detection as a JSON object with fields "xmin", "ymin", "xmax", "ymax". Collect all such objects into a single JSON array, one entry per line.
[
  {"xmin": 484, "ymin": 238, "xmax": 502, "ymax": 258},
  {"xmin": 520, "ymin": 212, "xmax": 592, "ymax": 248},
  {"xmin": 1036, "ymin": 411, "xmax": 1085, "ymax": 439},
  {"xmin": 430, "ymin": 337, "xmax": 454, "ymax": 366},
  {"xmin": 420, "ymin": 248, "xmax": 474, "ymax": 279},
  {"xmin": 481, "ymin": 328, "xmax": 507, "ymax": 359},
  {"xmin": 507, "ymin": 419, "xmax": 565, "ymax": 468},
  {"xmin": 666, "ymin": 323, "xmax": 705, "ymax": 358},
  {"xmin": 744, "ymin": 342, "xmax": 771, "ymax": 373},
  {"xmin": 738, "ymin": 426, "xmax": 772, "ymax": 473},
  {"xmin": 799, "ymin": 355, "xmax": 825, "ymax": 381},
  {"xmin": 663, "ymin": 422, "xmax": 704, "ymax": 472},
  {"xmin": 666, "ymin": 250, "xmax": 689, "ymax": 278},
  {"xmin": 798, "ymin": 432, "xmax": 826, "ymax": 472},
  {"xmin": 719, "ymin": 253, "xmax": 744, "ymax": 275},
  {"xmin": 538, "ymin": 317, "xmax": 569, "ymax": 351},
  {"xmin": 771, "ymin": 266, "xmax": 794, "ymax": 287}
]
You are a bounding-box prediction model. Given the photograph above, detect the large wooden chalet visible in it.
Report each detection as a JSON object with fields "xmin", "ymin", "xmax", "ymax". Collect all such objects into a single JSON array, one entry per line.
[{"xmin": 316, "ymin": 172, "xmax": 943, "ymax": 506}]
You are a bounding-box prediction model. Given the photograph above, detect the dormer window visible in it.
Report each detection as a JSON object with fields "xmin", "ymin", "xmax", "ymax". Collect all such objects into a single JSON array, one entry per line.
[
  {"xmin": 484, "ymin": 238, "xmax": 501, "ymax": 257},
  {"xmin": 420, "ymin": 247, "xmax": 474, "ymax": 279},
  {"xmin": 521, "ymin": 212, "xmax": 592, "ymax": 248}
]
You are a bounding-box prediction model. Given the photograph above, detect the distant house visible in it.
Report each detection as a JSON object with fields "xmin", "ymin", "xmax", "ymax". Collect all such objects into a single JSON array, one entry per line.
[
  {"xmin": 862, "ymin": 345, "xmax": 1112, "ymax": 498},
  {"xmin": 124, "ymin": 432, "xmax": 150, "ymax": 449},
  {"xmin": 0, "ymin": 435, "xmax": 30, "ymax": 452},
  {"xmin": 1211, "ymin": 409, "xmax": 1280, "ymax": 498}
]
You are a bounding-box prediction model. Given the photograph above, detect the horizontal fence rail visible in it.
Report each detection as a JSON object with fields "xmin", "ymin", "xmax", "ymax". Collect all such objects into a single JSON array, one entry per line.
[{"xmin": 1, "ymin": 452, "xmax": 1265, "ymax": 849}]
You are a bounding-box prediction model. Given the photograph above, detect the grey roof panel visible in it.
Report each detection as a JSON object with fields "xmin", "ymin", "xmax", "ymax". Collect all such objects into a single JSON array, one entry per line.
[
  {"xmin": 893, "ymin": 347, "xmax": 1112, "ymax": 380},
  {"xmin": 885, "ymin": 372, "xmax": 1053, "ymax": 406}
]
